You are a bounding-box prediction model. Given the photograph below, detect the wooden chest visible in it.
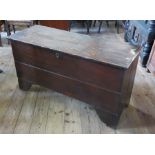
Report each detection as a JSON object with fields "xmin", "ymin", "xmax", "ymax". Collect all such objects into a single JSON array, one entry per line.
[
  {"xmin": 9, "ymin": 25, "xmax": 139, "ymax": 128},
  {"xmin": 0, "ymin": 20, "xmax": 3, "ymax": 46}
]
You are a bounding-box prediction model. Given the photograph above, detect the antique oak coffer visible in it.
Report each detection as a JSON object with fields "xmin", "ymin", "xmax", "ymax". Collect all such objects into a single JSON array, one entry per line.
[{"xmin": 9, "ymin": 25, "xmax": 139, "ymax": 128}]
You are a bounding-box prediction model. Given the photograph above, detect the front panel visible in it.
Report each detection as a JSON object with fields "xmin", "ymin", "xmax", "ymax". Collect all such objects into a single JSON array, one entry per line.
[{"xmin": 11, "ymin": 41, "xmax": 124, "ymax": 93}]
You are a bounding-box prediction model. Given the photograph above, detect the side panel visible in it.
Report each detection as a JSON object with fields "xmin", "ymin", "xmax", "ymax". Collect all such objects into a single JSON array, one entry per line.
[{"xmin": 121, "ymin": 54, "xmax": 139, "ymax": 106}]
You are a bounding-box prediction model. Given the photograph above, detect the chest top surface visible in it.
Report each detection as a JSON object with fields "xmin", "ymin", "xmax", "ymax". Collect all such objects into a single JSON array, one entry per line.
[{"xmin": 9, "ymin": 25, "xmax": 138, "ymax": 69}]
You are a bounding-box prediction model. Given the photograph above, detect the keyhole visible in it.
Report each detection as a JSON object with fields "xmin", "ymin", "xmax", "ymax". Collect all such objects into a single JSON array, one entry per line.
[{"xmin": 55, "ymin": 52, "xmax": 60, "ymax": 59}]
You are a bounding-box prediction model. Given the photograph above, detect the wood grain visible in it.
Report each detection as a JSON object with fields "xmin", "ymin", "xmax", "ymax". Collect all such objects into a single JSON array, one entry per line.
[{"xmin": 14, "ymin": 86, "xmax": 39, "ymax": 134}]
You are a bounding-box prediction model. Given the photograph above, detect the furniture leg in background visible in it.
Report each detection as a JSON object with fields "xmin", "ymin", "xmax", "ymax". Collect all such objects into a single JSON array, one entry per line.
[
  {"xmin": 0, "ymin": 30, "xmax": 3, "ymax": 73},
  {"xmin": 124, "ymin": 20, "xmax": 155, "ymax": 67},
  {"xmin": 0, "ymin": 31, "xmax": 2, "ymax": 46},
  {"xmin": 147, "ymin": 40, "xmax": 155, "ymax": 74},
  {"xmin": 4, "ymin": 20, "xmax": 34, "ymax": 36},
  {"xmin": 98, "ymin": 20, "xmax": 109, "ymax": 33},
  {"xmin": 0, "ymin": 20, "xmax": 3, "ymax": 46},
  {"xmin": 0, "ymin": 20, "xmax": 4, "ymax": 73},
  {"xmin": 98, "ymin": 20, "xmax": 120, "ymax": 33},
  {"xmin": 98, "ymin": 20, "xmax": 123, "ymax": 34},
  {"xmin": 85, "ymin": 20, "xmax": 92, "ymax": 34},
  {"xmin": 4, "ymin": 20, "xmax": 11, "ymax": 36},
  {"xmin": 69, "ymin": 20, "xmax": 92, "ymax": 34},
  {"xmin": 115, "ymin": 20, "xmax": 119, "ymax": 33}
]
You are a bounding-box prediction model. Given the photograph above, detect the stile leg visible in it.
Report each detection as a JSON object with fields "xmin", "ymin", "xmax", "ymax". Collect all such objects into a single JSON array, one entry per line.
[
  {"xmin": 18, "ymin": 78, "xmax": 32, "ymax": 91},
  {"xmin": 96, "ymin": 108, "xmax": 121, "ymax": 129}
]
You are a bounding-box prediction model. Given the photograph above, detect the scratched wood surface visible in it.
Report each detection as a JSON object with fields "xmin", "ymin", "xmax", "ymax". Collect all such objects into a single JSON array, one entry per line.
[
  {"xmin": 0, "ymin": 44, "xmax": 155, "ymax": 133},
  {"xmin": 9, "ymin": 25, "xmax": 136, "ymax": 69}
]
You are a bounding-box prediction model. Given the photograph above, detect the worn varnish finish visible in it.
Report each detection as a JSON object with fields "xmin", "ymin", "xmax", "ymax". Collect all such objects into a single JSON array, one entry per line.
[{"xmin": 9, "ymin": 25, "xmax": 139, "ymax": 128}]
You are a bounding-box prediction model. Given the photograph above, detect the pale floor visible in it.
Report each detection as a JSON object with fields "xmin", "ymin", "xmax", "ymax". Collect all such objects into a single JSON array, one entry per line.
[{"xmin": 0, "ymin": 23, "xmax": 155, "ymax": 133}]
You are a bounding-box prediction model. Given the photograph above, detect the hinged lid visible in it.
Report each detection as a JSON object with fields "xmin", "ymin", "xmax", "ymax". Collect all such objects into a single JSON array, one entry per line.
[{"xmin": 9, "ymin": 25, "xmax": 138, "ymax": 69}]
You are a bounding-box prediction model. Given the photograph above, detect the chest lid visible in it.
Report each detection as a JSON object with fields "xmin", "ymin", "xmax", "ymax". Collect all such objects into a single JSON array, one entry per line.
[{"xmin": 9, "ymin": 25, "xmax": 138, "ymax": 69}]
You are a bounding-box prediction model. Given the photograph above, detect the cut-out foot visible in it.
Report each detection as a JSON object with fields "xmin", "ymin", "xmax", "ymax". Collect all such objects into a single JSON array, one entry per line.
[
  {"xmin": 96, "ymin": 109, "xmax": 121, "ymax": 129},
  {"xmin": 124, "ymin": 104, "xmax": 129, "ymax": 108},
  {"xmin": 18, "ymin": 78, "xmax": 32, "ymax": 91}
]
